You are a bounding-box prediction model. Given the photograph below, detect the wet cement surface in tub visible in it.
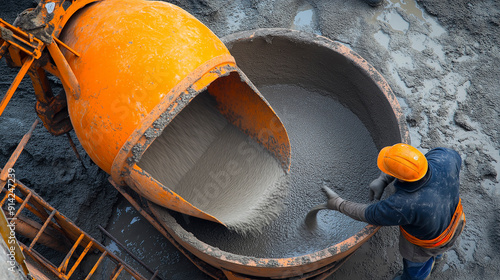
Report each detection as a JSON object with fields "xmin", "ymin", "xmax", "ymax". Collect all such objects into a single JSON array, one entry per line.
[{"xmin": 170, "ymin": 84, "xmax": 380, "ymax": 258}]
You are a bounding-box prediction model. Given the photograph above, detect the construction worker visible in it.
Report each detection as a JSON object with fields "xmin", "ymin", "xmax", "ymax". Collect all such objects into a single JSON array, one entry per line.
[{"xmin": 321, "ymin": 143, "xmax": 465, "ymax": 280}]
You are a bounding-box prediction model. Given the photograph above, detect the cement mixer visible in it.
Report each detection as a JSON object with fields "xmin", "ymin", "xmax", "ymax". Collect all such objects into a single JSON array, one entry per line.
[{"xmin": 0, "ymin": 0, "xmax": 291, "ymax": 229}]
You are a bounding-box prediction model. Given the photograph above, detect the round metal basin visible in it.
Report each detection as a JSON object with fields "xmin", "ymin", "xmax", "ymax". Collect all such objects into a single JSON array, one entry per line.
[{"xmin": 150, "ymin": 28, "xmax": 409, "ymax": 279}]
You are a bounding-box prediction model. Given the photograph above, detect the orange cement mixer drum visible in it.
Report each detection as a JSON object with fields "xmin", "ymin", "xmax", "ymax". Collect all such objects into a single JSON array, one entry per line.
[
  {"xmin": 60, "ymin": 0, "xmax": 234, "ymax": 174},
  {"xmin": 58, "ymin": 0, "xmax": 291, "ymax": 224}
]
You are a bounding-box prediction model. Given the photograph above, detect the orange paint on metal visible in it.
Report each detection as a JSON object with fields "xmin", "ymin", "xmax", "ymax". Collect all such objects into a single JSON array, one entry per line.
[
  {"xmin": 208, "ymin": 72, "xmax": 291, "ymax": 170},
  {"xmin": 86, "ymin": 251, "xmax": 108, "ymax": 280},
  {"xmin": 1, "ymin": 176, "xmax": 147, "ymax": 280},
  {"xmin": 31, "ymin": 78, "xmax": 73, "ymax": 136},
  {"xmin": 54, "ymin": 0, "xmax": 101, "ymax": 38},
  {"xmin": 0, "ymin": 41, "xmax": 9, "ymax": 59},
  {"xmin": 110, "ymin": 179, "xmax": 225, "ymax": 279},
  {"xmin": 0, "ymin": 119, "xmax": 38, "ymax": 191},
  {"xmin": 58, "ymin": 233, "xmax": 84, "ymax": 274},
  {"xmin": 0, "ymin": 185, "xmax": 44, "ymax": 220},
  {"xmin": 52, "ymin": 37, "xmax": 80, "ymax": 57},
  {"xmin": 28, "ymin": 209, "xmax": 56, "ymax": 250},
  {"xmin": 13, "ymin": 192, "xmax": 32, "ymax": 219},
  {"xmin": 0, "ymin": 18, "xmax": 43, "ymax": 59},
  {"xmin": 111, "ymin": 265, "xmax": 125, "ymax": 280},
  {"xmin": 54, "ymin": 0, "xmax": 291, "ymax": 224},
  {"xmin": 66, "ymin": 240, "xmax": 94, "ymax": 278},
  {"xmin": 0, "ymin": 0, "xmax": 94, "ymax": 127},
  {"xmin": 60, "ymin": 0, "xmax": 237, "ymax": 174},
  {"xmin": 46, "ymin": 41, "xmax": 80, "ymax": 100},
  {"xmin": 8, "ymin": 44, "xmax": 23, "ymax": 66},
  {"xmin": 5, "ymin": 209, "xmax": 70, "ymax": 253},
  {"xmin": 222, "ymin": 269, "xmax": 253, "ymax": 280},
  {"xmin": 41, "ymin": 61, "xmax": 60, "ymax": 77},
  {"xmin": 110, "ymin": 58, "xmax": 237, "ymax": 185},
  {"xmin": 28, "ymin": 65, "xmax": 53, "ymax": 104},
  {"xmin": 112, "ymin": 180, "xmax": 357, "ymax": 279},
  {"xmin": 128, "ymin": 165, "xmax": 223, "ymax": 224},
  {"xmin": 148, "ymin": 201, "xmax": 379, "ymax": 278},
  {"xmin": 3, "ymin": 0, "xmax": 291, "ymax": 226},
  {"xmin": 0, "ymin": 57, "xmax": 35, "ymax": 118},
  {"xmin": 113, "ymin": 63, "xmax": 290, "ymax": 223}
]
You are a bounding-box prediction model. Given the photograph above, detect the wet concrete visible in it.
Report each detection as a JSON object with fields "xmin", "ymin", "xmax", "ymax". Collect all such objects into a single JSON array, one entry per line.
[
  {"xmin": 170, "ymin": 83, "xmax": 378, "ymax": 258},
  {"xmin": 139, "ymin": 92, "xmax": 287, "ymax": 233},
  {"xmin": 223, "ymin": 29, "xmax": 405, "ymax": 149}
]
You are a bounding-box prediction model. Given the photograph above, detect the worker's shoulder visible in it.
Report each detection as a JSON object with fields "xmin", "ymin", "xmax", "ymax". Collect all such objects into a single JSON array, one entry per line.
[
  {"xmin": 426, "ymin": 147, "xmax": 462, "ymax": 167},
  {"xmin": 426, "ymin": 147, "xmax": 460, "ymax": 157}
]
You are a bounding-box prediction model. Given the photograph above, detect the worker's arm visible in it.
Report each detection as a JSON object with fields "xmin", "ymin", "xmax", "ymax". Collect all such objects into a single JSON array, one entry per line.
[
  {"xmin": 323, "ymin": 185, "xmax": 410, "ymax": 226},
  {"xmin": 322, "ymin": 186, "xmax": 369, "ymax": 223},
  {"xmin": 369, "ymin": 172, "xmax": 395, "ymax": 201}
]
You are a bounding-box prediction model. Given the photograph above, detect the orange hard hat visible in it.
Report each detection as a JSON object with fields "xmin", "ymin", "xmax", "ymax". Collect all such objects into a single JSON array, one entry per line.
[{"xmin": 377, "ymin": 143, "xmax": 428, "ymax": 182}]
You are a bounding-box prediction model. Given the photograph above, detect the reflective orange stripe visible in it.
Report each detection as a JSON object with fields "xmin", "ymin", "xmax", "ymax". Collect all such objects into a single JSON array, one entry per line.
[{"xmin": 400, "ymin": 199, "xmax": 466, "ymax": 248}]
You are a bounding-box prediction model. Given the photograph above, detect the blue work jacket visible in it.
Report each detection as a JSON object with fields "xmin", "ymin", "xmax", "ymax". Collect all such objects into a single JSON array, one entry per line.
[{"xmin": 364, "ymin": 147, "xmax": 462, "ymax": 240}]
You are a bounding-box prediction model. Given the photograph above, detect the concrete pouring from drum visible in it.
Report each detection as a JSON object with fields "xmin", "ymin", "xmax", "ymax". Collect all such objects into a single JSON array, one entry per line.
[{"xmin": 139, "ymin": 92, "xmax": 288, "ymax": 234}]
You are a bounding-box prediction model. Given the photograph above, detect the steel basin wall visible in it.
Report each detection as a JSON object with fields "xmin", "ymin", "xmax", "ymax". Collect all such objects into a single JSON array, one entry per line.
[
  {"xmin": 223, "ymin": 29, "xmax": 409, "ymax": 149},
  {"xmin": 150, "ymin": 28, "xmax": 410, "ymax": 278}
]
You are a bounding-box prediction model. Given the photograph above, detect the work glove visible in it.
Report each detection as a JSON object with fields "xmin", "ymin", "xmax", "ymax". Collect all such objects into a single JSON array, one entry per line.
[
  {"xmin": 321, "ymin": 185, "xmax": 345, "ymax": 211},
  {"xmin": 369, "ymin": 178, "xmax": 386, "ymax": 201},
  {"xmin": 368, "ymin": 172, "xmax": 395, "ymax": 201},
  {"xmin": 321, "ymin": 186, "xmax": 368, "ymax": 222}
]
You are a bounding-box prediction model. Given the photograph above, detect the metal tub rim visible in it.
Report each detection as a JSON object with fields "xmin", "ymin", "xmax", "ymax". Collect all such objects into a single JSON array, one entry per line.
[{"xmin": 150, "ymin": 28, "xmax": 409, "ymax": 278}]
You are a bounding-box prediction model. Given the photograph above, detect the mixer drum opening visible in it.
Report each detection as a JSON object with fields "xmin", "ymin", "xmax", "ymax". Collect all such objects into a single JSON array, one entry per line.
[{"xmin": 135, "ymin": 81, "xmax": 289, "ymax": 231}]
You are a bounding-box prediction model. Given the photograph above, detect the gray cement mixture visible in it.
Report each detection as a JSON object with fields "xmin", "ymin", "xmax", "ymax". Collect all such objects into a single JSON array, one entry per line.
[
  {"xmin": 139, "ymin": 92, "xmax": 287, "ymax": 233},
  {"xmin": 168, "ymin": 84, "xmax": 377, "ymax": 258},
  {"xmin": 1, "ymin": 0, "xmax": 499, "ymax": 279}
]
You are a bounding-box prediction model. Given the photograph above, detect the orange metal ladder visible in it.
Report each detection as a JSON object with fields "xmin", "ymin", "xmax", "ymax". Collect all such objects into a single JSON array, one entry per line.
[
  {"xmin": 0, "ymin": 177, "xmax": 148, "ymax": 280},
  {"xmin": 0, "ymin": 120, "xmax": 147, "ymax": 280}
]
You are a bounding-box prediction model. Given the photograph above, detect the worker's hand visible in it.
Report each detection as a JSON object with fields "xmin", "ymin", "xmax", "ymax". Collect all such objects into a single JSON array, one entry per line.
[
  {"xmin": 322, "ymin": 186, "xmax": 345, "ymax": 211},
  {"xmin": 368, "ymin": 172, "xmax": 395, "ymax": 201},
  {"xmin": 369, "ymin": 178, "xmax": 387, "ymax": 201}
]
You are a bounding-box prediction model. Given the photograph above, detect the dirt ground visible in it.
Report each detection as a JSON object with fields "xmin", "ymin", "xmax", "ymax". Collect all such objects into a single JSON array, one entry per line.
[{"xmin": 1, "ymin": 0, "xmax": 499, "ymax": 279}]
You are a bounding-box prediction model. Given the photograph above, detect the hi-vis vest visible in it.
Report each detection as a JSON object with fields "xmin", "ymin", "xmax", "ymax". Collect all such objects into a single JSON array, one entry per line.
[{"xmin": 400, "ymin": 199, "xmax": 466, "ymax": 249}]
